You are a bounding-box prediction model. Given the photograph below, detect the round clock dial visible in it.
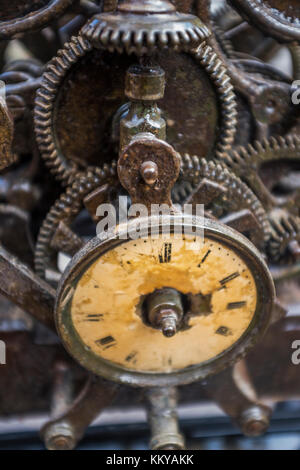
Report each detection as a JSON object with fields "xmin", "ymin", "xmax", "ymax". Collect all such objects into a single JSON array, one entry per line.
[{"xmin": 55, "ymin": 216, "xmax": 274, "ymax": 386}]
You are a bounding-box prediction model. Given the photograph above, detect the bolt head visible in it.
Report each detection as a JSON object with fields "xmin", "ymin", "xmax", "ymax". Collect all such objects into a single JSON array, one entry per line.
[
  {"xmin": 43, "ymin": 423, "xmax": 76, "ymax": 450},
  {"xmin": 140, "ymin": 161, "xmax": 159, "ymax": 186},
  {"xmin": 239, "ymin": 406, "xmax": 270, "ymax": 437}
]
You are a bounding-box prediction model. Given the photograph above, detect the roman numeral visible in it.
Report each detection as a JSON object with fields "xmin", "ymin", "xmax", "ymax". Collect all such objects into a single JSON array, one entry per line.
[
  {"xmin": 198, "ymin": 249, "xmax": 211, "ymax": 267},
  {"xmin": 219, "ymin": 272, "xmax": 240, "ymax": 286},
  {"xmin": 159, "ymin": 243, "xmax": 172, "ymax": 263},
  {"xmin": 96, "ymin": 336, "xmax": 117, "ymax": 350},
  {"xmin": 125, "ymin": 351, "xmax": 138, "ymax": 363},
  {"xmin": 227, "ymin": 301, "xmax": 246, "ymax": 310},
  {"xmin": 84, "ymin": 314, "xmax": 103, "ymax": 322}
]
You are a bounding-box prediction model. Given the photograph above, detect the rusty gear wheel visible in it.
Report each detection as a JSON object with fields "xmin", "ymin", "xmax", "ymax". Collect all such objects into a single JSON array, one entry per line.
[
  {"xmin": 229, "ymin": 0, "xmax": 300, "ymax": 42},
  {"xmin": 175, "ymin": 154, "xmax": 271, "ymax": 248},
  {"xmin": 34, "ymin": 163, "xmax": 118, "ymax": 281},
  {"xmin": 34, "ymin": 37, "xmax": 237, "ymax": 184}
]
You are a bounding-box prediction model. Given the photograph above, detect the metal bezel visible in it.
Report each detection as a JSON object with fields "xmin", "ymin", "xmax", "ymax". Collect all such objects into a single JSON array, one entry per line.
[{"xmin": 55, "ymin": 215, "xmax": 275, "ymax": 387}]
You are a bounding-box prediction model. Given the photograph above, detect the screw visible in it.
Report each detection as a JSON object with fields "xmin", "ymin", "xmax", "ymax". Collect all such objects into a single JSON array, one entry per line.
[
  {"xmin": 239, "ymin": 406, "xmax": 270, "ymax": 437},
  {"xmin": 157, "ymin": 308, "xmax": 178, "ymax": 338},
  {"xmin": 47, "ymin": 434, "xmax": 74, "ymax": 451},
  {"xmin": 140, "ymin": 161, "xmax": 158, "ymax": 186},
  {"xmin": 43, "ymin": 423, "xmax": 76, "ymax": 450}
]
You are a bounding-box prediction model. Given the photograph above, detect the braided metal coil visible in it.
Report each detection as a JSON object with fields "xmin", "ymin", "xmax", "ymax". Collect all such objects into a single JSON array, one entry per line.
[{"xmin": 35, "ymin": 163, "xmax": 118, "ymax": 279}]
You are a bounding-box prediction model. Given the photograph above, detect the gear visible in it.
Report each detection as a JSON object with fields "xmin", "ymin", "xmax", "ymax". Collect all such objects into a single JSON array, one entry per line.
[
  {"xmin": 34, "ymin": 38, "xmax": 237, "ymax": 183},
  {"xmin": 268, "ymin": 208, "xmax": 300, "ymax": 262},
  {"xmin": 212, "ymin": 23, "xmax": 236, "ymax": 59},
  {"xmin": 34, "ymin": 163, "xmax": 118, "ymax": 280},
  {"xmin": 229, "ymin": 0, "xmax": 300, "ymax": 42},
  {"xmin": 220, "ymin": 134, "xmax": 300, "ymax": 261},
  {"xmin": 220, "ymin": 134, "xmax": 300, "ymax": 210},
  {"xmin": 175, "ymin": 154, "xmax": 271, "ymax": 246},
  {"xmin": 81, "ymin": 0, "xmax": 210, "ymax": 55}
]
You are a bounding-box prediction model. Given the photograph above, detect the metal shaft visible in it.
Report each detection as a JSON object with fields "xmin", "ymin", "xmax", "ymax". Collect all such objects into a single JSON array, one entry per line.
[{"xmin": 146, "ymin": 387, "xmax": 185, "ymax": 450}]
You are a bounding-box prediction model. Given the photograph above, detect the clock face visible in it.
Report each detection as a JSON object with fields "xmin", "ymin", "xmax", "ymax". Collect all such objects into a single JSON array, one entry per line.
[
  {"xmin": 56, "ymin": 216, "xmax": 274, "ymax": 386},
  {"xmin": 70, "ymin": 233, "xmax": 257, "ymax": 373}
]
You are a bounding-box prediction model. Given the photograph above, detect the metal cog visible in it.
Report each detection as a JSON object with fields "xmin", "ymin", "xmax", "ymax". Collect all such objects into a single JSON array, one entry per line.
[
  {"xmin": 220, "ymin": 134, "xmax": 300, "ymax": 261},
  {"xmin": 175, "ymin": 154, "xmax": 271, "ymax": 246},
  {"xmin": 81, "ymin": 1, "xmax": 211, "ymax": 55},
  {"xmin": 211, "ymin": 23, "xmax": 236, "ymax": 59},
  {"xmin": 268, "ymin": 208, "xmax": 300, "ymax": 262},
  {"xmin": 229, "ymin": 0, "xmax": 300, "ymax": 42},
  {"xmin": 220, "ymin": 134, "xmax": 300, "ymax": 210},
  {"xmin": 34, "ymin": 34, "xmax": 93, "ymax": 185},
  {"xmin": 35, "ymin": 162, "xmax": 118, "ymax": 281},
  {"xmin": 192, "ymin": 42, "xmax": 238, "ymax": 158},
  {"xmin": 34, "ymin": 38, "xmax": 238, "ymax": 184}
]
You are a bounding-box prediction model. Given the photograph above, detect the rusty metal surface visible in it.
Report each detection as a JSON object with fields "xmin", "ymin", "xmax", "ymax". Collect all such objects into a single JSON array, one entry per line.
[
  {"xmin": 0, "ymin": 244, "xmax": 55, "ymax": 330},
  {"xmin": 229, "ymin": 0, "xmax": 300, "ymax": 42},
  {"xmin": 0, "ymin": 0, "xmax": 76, "ymax": 40},
  {"xmin": 0, "ymin": 0, "xmax": 299, "ymax": 451}
]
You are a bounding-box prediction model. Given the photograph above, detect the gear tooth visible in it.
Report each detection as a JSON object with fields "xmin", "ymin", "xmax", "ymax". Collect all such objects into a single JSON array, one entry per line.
[
  {"xmin": 254, "ymin": 140, "xmax": 266, "ymax": 154},
  {"xmin": 100, "ymin": 27, "xmax": 112, "ymax": 46},
  {"xmin": 268, "ymin": 136, "xmax": 278, "ymax": 151},
  {"xmin": 187, "ymin": 27, "xmax": 198, "ymax": 43},
  {"xmin": 110, "ymin": 28, "xmax": 121, "ymax": 45}
]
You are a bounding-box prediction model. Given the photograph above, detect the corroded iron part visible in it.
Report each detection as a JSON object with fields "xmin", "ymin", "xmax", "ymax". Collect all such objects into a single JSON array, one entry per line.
[
  {"xmin": 0, "ymin": 244, "xmax": 56, "ymax": 331},
  {"xmin": 34, "ymin": 36, "xmax": 237, "ymax": 183},
  {"xmin": 120, "ymin": 64, "xmax": 167, "ymax": 150},
  {"xmin": 176, "ymin": 155, "xmax": 272, "ymax": 248},
  {"xmin": 34, "ymin": 35, "xmax": 93, "ymax": 184},
  {"xmin": 42, "ymin": 376, "xmax": 119, "ymax": 450},
  {"xmin": 0, "ymin": 0, "xmax": 76, "ymax": 40},
  {"xmin": 220, "ymin": 135, "xmax": 300, "ymax": 261},
  {"xmin": 0, "ymin": 82, "xmax": 16, "ymax": 171},
  {"xmin": 229, "ymin": 0, "xmax": 300, "ymax": 42},
  {"xmin": 1, "ymin": 0, "xmax": 300, "ymax": 451},
  {"xmin": 205, "ymin": 360, "xmax": 272, "ymax": 437},
  {"xmin": 34, "ymin": 164, "xmax": 119, "ymax": 280},
  {"xmin": 118, "ymin": 133, "xmax": 181, "ymax": 209},
  {"xmin": 146, "ymin": 387, "xmax": 185, "ymax": 450},
  {"xmin": 81, "ymin": 0, "xmax": 211, "ymax": 55},
  {"xmin": 146, "ymin": 288, "xmax": 184, "ymax": 337},
  {"xmin": 125, "ymin": 64, "xmax": 166, "ymax": 101}
]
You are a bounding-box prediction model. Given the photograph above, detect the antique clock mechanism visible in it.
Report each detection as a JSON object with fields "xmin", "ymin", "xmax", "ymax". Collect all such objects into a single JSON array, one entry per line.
[{"xmin": 0, "ymin": 0, "xmax": 299, "ymax": 451}]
